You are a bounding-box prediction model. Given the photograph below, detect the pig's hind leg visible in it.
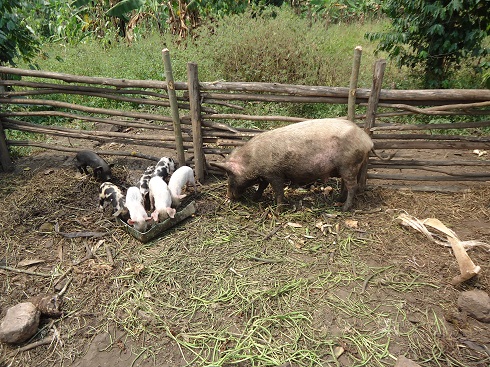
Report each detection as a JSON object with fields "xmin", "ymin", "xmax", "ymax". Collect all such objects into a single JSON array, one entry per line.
[{"xmin": 338, "ymin": 167, "xmax": 360, "ymax": 212}]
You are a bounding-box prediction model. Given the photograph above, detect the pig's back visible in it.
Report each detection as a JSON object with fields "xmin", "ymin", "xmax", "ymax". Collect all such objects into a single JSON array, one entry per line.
[{"xmin": 244, "ymin": 118, "xmax": 372, "ymax": 159}]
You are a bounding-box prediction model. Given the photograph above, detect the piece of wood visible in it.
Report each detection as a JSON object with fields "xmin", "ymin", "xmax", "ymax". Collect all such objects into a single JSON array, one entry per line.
[
  {"xmin": 372, "ymin": 184, "xmax": 472, "ymax": 193},
  {"xmin": 0, "ymin": 98, "xmax": 173, "ymax": 123},
  {"xmin": 6, "ymin": 141, "xmax": 162, "ymax": 160},
  {"xmin": 372, "ymin": 133, "xmax": 490, "ymax": 142},
  {"xmin": 374, "ymin": 140, "xmax": 490, "ymax": 150},
  {"xmin": 369, "ymin": 159, "xmax": 490, "ymax": 167},
  {"xmin": 367, "ymin": 172, "xmax": 490, "ymax": 181},
  {"xmin": 359, "ymin": 59, "xmax": 386, "ymax": 190},
  {"xmin": 0, "ymin": 121, "xmax": 14, "ymax": 172},
  {"xmin": 0, "ymin": 111, "xmax": 173, "ymax": 131},
  {"xmin": 187, "ymin": 62, "xmax": 206, "ymax": 181},
  {"xmin": 163, "ymin": 48, "xmax": 186, "ymax": 166},
  {"xmin": 2, "ymin": 118, "xmax": 184, "ymax": 142},
  {"xmin": 0, "ymin": 65, "xmax": 186, "ymax": 90},
  {"xmin": 371, "ymin": 120, "xmax": 490, "ymax": 131},
  {"xmin": 348, "ymin": 46, "xmax": 362, "ymax": 121},
  {"xmin": 0, "ymin": 265, "xmax": 51, "ymax": 277},
  {"xmin": 202, "ymin": 113, "xmax": 305, "ymax": 123}
]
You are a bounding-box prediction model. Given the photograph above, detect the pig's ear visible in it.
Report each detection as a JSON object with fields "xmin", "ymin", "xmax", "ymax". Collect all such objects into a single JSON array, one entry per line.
[
  {"xmin": 167, "ymin": 208, "xmax": 176, "ymax": 219},
  {"xmin": 150, "ymin": 212, "xmax": 159, "ymax": 222},
  {"xmin": 211, "ymin": 162, "xmax": 241, "ymax": 175}
]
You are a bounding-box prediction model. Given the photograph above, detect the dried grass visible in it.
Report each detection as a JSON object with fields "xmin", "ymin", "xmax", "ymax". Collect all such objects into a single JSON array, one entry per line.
[{"xmin": 1, "ymin": 164, "xmax": 489, "ymax": 366}]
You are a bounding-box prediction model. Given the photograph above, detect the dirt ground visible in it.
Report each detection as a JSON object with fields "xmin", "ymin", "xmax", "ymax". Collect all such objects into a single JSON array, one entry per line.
[{"xmin": 0, "ymin": 143, "xmax": 489, "ymax": 367}]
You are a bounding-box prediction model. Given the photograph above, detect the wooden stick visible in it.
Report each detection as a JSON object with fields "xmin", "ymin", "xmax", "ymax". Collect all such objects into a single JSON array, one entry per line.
[
  {"xmin": 0, "ymin": 110, "xmax": 173, "ymax": 131},
  {"xmin": 6, "ymin": 141, "xmax": 162, "ymax": 160},
  {"xmin": 374, "ymin": 140, "xmax": 490, "ymax": 150},
  {"xmin": 371, "ymin": 120, "xmax": 490, "ymax": 131},
  {"xmin": 0, "ymin": 98, "xmax": 173, "ymax": 123},
  {"xmin": 9, "ymin": 335, "xmax": 54, "ymax": 355},
  {"xmin": 187, "ymin": 62, "xmax": 206, "ymax": 181},
  {"xmin": 348, "ymin": 46, "xmax": 362, "ymax": 121},
  {"xmin": 369, "ymin": 159, "xmax": 490, "ymax": 167},
  {"xmin": 359, "ymin": 59, "xmax": 386, "ymax": 189},
  {"xmin": 0, "ymin": 265, "xmax": 51, "ymax": 277},
  {"xmin": 163, "ymin": 48, "xmax": 186, "ymax": 166},
  {"xmin": 367, "ymin": 172, "xmax": 490, "ymax": 181},
  {"xmin": 0, "ymin": 65, "xmax": 186, "ymax": 90}
]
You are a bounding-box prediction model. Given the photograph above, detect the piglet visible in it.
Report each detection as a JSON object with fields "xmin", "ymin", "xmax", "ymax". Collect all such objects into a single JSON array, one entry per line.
[
  {"xmin": 125, "ymin": 186, "xmax": 152, "ymax": 232},
  {"xmin": 148, "ymin": 176, "xmax": 176, "ymax": 222},
  {"xmin": 75, "ymin": 150, "xmax": 113, "ymax": 182},
  {"xmin": 99, "ymin": 182, "xmax": 126, "ymax": 217},
  {"xmin": 153, "ymin": 157, "xmax": 177, "ymax": 181},
  {"xmin": 168, "ymin": 166, "xmax": 197, "ymax": 208},
  {"xmin": 137, "ymin": 165, "xmax": 155, "ymax": 208}
]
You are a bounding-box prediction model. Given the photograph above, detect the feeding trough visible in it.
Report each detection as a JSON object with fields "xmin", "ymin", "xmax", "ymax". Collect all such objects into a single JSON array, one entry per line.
[{"xmin": 116, "ymin": 200, "xmax": 197, "ymax": 243}]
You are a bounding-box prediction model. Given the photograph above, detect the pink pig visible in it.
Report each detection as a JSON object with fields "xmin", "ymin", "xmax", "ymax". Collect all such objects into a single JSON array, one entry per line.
[
  {"xmin": 125, "ymin": 187, "xmax": 152, "ymax": 232},
  {"xmin": 168, "ymin": 166, "xmax": 197, "ymax": 208},
  {"xmin": 149, "ymin": 176, "xmax": 176, "ymax": 222}
]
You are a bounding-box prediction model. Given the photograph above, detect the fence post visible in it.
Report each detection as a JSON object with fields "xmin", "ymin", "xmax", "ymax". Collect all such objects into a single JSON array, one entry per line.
[
  {"xmin": 187, "ymin": 62, "xmax": 205, "ymax": 182},
  {"xmin": 0, "ymin": 121, "xmax": 14, "ymax": 172},
  {"xmin": 347, "ymin": 46, "xmax": 362, "ymax": 122},
  {"xmin": 358, "ymin": 59, "xmax": 386, "ymax": 190},
  {"xmin": 162, "ymin": 48, "xmax": 186, "ymax": 166}
]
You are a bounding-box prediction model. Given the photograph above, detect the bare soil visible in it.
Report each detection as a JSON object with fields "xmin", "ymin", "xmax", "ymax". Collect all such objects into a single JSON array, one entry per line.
[{"xmin": 0, "ymin": 142, "xmax": 489, "ymax": 367}]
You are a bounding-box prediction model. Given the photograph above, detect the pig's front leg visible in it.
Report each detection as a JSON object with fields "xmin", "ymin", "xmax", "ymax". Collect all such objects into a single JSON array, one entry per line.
[
  {"xmin": 268, "ymin": 177, "xmax": 286, "ymax": 209},
  {"xmin": 253, "ymin": 179, "xmax": 269, "ymax": 201}
]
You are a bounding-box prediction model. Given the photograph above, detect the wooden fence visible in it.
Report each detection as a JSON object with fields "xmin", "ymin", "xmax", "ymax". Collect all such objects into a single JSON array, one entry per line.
[{"xmin": 1, "ymin": 49, "xmax": 490, "ymax": 190}]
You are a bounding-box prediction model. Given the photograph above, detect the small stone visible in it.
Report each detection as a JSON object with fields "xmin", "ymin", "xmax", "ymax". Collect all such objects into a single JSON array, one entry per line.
[
  {"xmin": 39, "ymin": 222, "xmax": 54, "ymax": 232},
  {"xmin": 458, "ymin": 290, "xmax": 490, "ymax": 322},
  {"xmin": 0, "ymin": 302, "xmax": 41, "ymax": 344},
  {"xmin": 394, "ymin": 355, "xmax": 422, "ymax": 367}
]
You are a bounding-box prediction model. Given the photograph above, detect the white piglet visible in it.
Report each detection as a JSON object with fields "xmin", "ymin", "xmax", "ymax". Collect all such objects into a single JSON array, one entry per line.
[
  {"xmin": 149, "ymin": 176, "xmax": 176, "ymax": 222},
  {"xmin": 125, "ymin": 186, "xmax": 152, "ymax": 232},
  {"xmin": 168, "ymin": 166, "xmax": 197, "ymax": 208}
]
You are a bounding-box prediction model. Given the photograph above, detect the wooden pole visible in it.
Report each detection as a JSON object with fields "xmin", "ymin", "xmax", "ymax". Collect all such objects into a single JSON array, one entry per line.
[
  {"xmin": 162, "ymin": 48, "xmax": 186, "ymax": 166},
  {"xmin": 358, "ymin": 59, "xmax": 386, "ymax": 190},
  {"xmin": 347, "ymin": 46, "xmax": 362, "ymax": 122},
  {"xmin": 0, "ymin": 121, "xmax": 14, "ymax": 172},
  {"xmin": 187, "ymin": 62, "xmax": 205, "ymax": 182}
]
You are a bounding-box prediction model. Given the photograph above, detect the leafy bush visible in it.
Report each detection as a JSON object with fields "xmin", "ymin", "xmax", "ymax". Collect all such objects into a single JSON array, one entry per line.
[
  {"xmin": 0, "ymin": 0, "xmax": 39, "ymax": 66},
  {"xmin": 188, "ymin": 6, "xmax": 381, "ymax": 87},
  {"xmin": 366, "ymin": 0, "xmax": 489, "ymax": 88}
]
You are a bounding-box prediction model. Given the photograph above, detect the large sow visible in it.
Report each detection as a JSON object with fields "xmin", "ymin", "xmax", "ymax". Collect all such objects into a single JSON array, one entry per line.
[{"xmin": 211, "ymin": 118, "xmax": 373, "ymax": 211}]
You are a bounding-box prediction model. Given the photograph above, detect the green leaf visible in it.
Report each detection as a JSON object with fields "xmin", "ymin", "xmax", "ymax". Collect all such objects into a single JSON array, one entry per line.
[
  {"xmin": 106, "ymin": 0, "xmax": 145, "ymax": 17},
  {"xmin": 72, "ymin": 0, "xmax": 91, "ymax": 7}
]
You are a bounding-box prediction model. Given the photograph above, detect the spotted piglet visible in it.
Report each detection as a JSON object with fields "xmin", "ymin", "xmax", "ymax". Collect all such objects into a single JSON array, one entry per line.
[
  {"xmin": 153, "ymin": 157, "xmax": 177, "ymax": 181},
  {"xmin": 149, "ymin": 176, "xmax": 176, "ymax": 222},
  {"xmin": 168, "ymin": 166, "xmax": 197, "ymax": 208},
  {"xmin": 125, "ymin": 187, "xmax": 152, "ymax": 232},
  {"xmin": 98, "ymin": 182, "xmax": 126, "ymax": 217},
  {"xmin": 138, "ymin": 165, "xmax": 155, "ymax": 198}
]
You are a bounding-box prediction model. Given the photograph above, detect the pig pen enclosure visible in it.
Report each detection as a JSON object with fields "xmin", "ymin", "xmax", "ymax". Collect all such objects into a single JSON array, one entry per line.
[{"xmin": 1, "ymin": 54, "xmax": 490, "ymax": 367}]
